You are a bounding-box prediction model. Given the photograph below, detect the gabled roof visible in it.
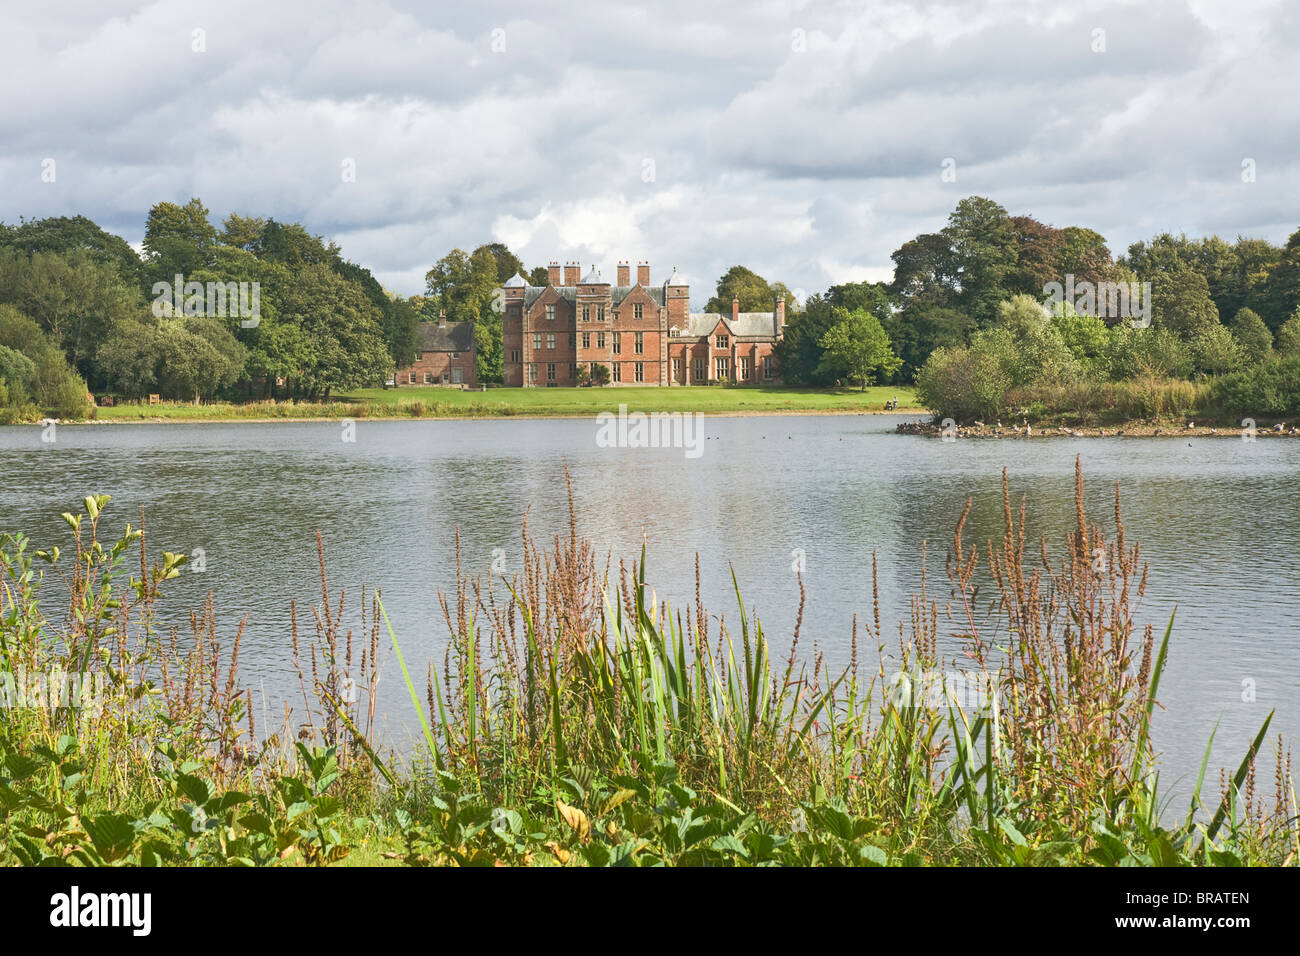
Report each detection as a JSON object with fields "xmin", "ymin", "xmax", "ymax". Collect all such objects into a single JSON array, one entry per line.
[
  {"xmin": 671, "ymin": 311, "xmax": 780, "ymax": 340},
  {"xmin": 521, "ymin": 285, "xmax": 665, "ymax": 309},
  {"xmin": 415, "ymin": 320, "xmax": 475, "ymax": 352},
  {"xmin": 524, "ymin": 286, "xmax": 577, "ymax": 309},
  {"xmin": 612, "ymin": 285, "xmax": 664, "ymax": 307}
]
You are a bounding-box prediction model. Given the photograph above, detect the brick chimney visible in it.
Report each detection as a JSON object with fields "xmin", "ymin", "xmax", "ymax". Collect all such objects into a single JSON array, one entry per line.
[
  {"xmin": 617, "ymin": 260, "xmax": 630, "ymax": 286},
  {"xmin": 564, "ymin": 261, "xmax": 580, "ymax": 286},
  {"xmin": 775, "ymin": 295, "xmax": 785, "ymax": 334},
  {"xmin": 637, "ymin": 261, "xmax": 650, "ymax": 286},
  {"xmin": 547, "ymin": 261, "xmax": 561, "ymax": 286},
  {"xmin": 731, "ymin": 296, "xmax": 739, "ymax": 322},
  {"xmin": 438, "ymin": 309, "xmax": 447, "ymax": 329}
]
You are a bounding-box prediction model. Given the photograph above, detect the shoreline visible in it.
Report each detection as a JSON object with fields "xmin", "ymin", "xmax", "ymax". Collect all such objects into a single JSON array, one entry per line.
[
  {"xmin": 896, "ymin": 419, "xmax": 1300, "ymax": 438},
  {"xmin": 8, "ymin": 406, "xmax": 929, "ymax": 426}
]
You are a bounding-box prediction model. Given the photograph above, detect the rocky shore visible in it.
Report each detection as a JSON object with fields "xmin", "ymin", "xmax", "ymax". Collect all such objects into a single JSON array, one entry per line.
[{"xmin": 896, "ymin": 419, "xmax": 1300, "ymax": 439}]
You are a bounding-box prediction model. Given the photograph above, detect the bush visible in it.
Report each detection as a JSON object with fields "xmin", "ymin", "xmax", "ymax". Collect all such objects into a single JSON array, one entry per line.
[
  {"xmin": 1106, "ymin": 325, "xmax": 1193, "ymax": 379},
  {"xmin": 1114, "ymin": 375, "xmax": 1206, "ymax": 419},
  {"xmin": 1209, "ymin": 355, "xmax": 1300, "ymax": 416},
  {"xmin": 915, "ymin": 345, "xmax": 1010, "ymax": 422},
  {"xmin": 1229, "ymin": 308, "xmax": 1273, "ymax": 364},
  {"xmin": 1189, "ymin": 324, "xmax": 1245, "ymax": 376},
  {"xmin": 1276, "ymin": 315, "xmax": 1300, "ymax": 358}
]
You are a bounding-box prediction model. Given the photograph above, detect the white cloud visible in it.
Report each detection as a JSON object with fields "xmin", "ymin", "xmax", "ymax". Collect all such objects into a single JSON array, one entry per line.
[{"xmin": 1, "ymin": 0, "xmax": 1296, "ymax": 298}]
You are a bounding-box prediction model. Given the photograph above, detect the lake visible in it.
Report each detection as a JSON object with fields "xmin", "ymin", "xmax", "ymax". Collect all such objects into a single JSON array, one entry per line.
[{"xmin": 1, "ymin": 414, "xmax": 1296, "ymax": 797}]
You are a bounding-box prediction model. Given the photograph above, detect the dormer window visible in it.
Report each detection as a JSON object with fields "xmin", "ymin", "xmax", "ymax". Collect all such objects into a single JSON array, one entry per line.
[
  {"xmin": 546, "ymin": 304, "xmax": 556, "ymax": 321},
  {"xmin": 715, "ymin": 334, "xmax": 729, "ymax": 349}
]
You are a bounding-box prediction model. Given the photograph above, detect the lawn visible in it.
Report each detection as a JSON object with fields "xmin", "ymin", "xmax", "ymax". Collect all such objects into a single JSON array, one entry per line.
[
  {"xmin": 343, "ymin": 384, "xmax": 920, "ymax": 416},
  {"xmin": 88, "ymin": 385, "xmax": 920, "ymax": 422}
]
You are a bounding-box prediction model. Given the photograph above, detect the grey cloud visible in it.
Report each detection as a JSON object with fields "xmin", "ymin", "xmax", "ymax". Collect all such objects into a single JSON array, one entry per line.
[{"xmin": 1, "ymin": 0, "xmax": 1296, "ymax": 300}]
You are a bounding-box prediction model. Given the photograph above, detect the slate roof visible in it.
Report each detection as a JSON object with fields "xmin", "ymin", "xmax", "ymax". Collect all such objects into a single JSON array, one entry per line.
[
  {"xmin": 415, "ymin": 320, "xmax": 475, "ymax": 352},
  {"xmin": 612, "ymin": 285, "xmax": 665, "ymax": 306},
  {"xmin": 671, "ymin": 312, "xmax": 780, "ymax": 340},
  {"xmin": 523, "ymin": 286, "xmax": 576, "ymax": 309},
  {"xmin": 522, "ymin": 285, "xmax": 665, "ymax": 309}
]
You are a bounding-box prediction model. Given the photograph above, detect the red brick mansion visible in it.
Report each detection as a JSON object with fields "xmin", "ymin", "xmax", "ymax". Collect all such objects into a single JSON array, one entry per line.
[
  {"xmin": 394, "ymin": 311, "xmax": 477, "ymax": 387},
  {"xmin": 502, "ymin": 260, "xmax": 784, "ymax": 387}
]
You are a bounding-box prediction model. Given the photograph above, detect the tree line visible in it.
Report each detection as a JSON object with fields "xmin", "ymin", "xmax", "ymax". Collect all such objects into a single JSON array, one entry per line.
[
  {"xmin": 0, "ymin": 201, "xmax": 414, "ymax": 418},
  {"xmin": 3, "ymin": 195, "xmax": 1298, "ymax": 420},
  {"xmin": 777, "ymin": 196, "xmax": 1300, "ymax": 418}
]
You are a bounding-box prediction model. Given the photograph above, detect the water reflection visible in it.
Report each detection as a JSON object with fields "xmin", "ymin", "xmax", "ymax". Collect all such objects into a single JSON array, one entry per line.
[{"xmin": 0, "ymin": 416, "xmax": 1296, "ymax": 794}]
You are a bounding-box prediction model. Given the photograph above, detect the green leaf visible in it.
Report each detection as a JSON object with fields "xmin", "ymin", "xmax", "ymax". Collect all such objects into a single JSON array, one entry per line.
[
  {"xmin": 82, "ymin": 813, "xmax": 137, "ymax": 863},
  {"xmin": 859, "ymin": 844, "xmax": 889, "ymax": 866},
  {"xmin": 176, "ymin": 774, "xmax": 210, "ymax": 807}
]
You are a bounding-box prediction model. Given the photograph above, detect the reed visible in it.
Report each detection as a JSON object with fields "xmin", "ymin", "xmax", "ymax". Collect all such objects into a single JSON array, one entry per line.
[{"xmin": 0, "ymin": 470, "xmax": 1294, "ymax": 866}]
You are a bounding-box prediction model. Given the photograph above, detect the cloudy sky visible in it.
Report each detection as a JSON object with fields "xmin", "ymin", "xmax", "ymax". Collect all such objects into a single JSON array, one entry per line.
[{"xmin": 2, "ymin": 0, "xmax": 1297, "ymax": 304}]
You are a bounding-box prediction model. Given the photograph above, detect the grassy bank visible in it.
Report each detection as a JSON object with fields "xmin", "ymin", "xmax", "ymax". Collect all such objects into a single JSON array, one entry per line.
[
  {"xmin": 915, "ymin": 365, "xmax": 1300, "ymax": 432},
  {"xmin": 0, "ymin": 468, "xmax": 1294, "ymax": 867},
  {"xmin": 74, "ymin": 385, "xmax": 918, "ymax": 424}
]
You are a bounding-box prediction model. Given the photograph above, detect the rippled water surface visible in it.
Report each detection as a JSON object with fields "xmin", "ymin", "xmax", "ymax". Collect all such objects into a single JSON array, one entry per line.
[{"xmin": 2, "ymin": 415, "xmax": 1296, "ymax": 793}]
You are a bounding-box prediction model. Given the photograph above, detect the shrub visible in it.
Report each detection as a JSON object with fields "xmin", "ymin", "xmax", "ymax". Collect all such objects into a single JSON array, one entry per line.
[
  {"xmin": 1106, "ymin": 325, "xmax": 1193, "ymax": 380},
  {"xmin": 1189, "ymin": 324, "xmax": 1245, "ymax": 376},
  {"xmin": 915, "ymin": 345, "xmax": 1010, "ymax": 423},
  {"xmin": 1229, "ymin": 307, "xmax": 1273, "ymax": 364},
  {"xmin": 1114, "ymin": 375, "xmax": 1206, "ymax": 419},
  {"xmin": 1209, "ymin": 355, "xmax": 1300, "ymax": 416},
  {"xmin": 1275, "ymin": 314, "xmax": 1300, "ymax": 358}
]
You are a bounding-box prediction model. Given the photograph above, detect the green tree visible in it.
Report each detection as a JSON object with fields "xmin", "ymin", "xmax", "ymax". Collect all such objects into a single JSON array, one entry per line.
[
  {"xmin": 1048, "ymin": 300, "xmax": 1110, "ymax": 374},
  {"xmin": 1150, "ymin": 264, "xmax": 1219, "ymax": 338},
  {"xmin": 991, "ymin": 294, "xmax": 1080, "ymax": 387},
  {"xmin": 97, "ymin": 319, "xmax": 163, "ymax": 397},
  {"xmin": 278, "ymin": 263, "xmax": 394, "ymax": 397},
  {"xmin": 1274, "ymin": 311, "xmax": 1300, "ymax": 357},
  {"xmin": 1058, "ymin": 226, "xmax": 1118, "ymax": 288},
  {"xmin": 704, "ymin": 265, "xmax": 791, "ymax": 314},
  {"xmin": 425, "ymin": 247, "xmax": 503, "ymax": 383},
  {"xmin": 0, "ymin": 247, "xmax": 139, "ymax": 381},
  {"xmin": 914, "ymin": 345, "xmax": 1010, "ymax": 423},
  {"xmin": 1105, "ymin": 325, "xmax": 1193, "ymax": 379},
  {"xmin": 1260, "ymin": 229, "xmax": 1300, "ymax": 331},
  {"xmin": 815, "ymin": 307, "xmax": 902, "ymax": 390},
  {"xmin": 142, "ymin": 198, "xmax": 219, "ymax": 286},
  {"xmin": 1188, "ymin": 324, "xmax": 1244, "ymax": 376},
  {"xmin": 0, "ymin": 214, "xmax": 143, "ymax": 287},
  {"xmin": 889, "ymin": 232, "xmax": 957, "ymax": 306},
  {"xmin": 0, "ymin": 304, "xmax": 91, "ymax": 416},
  {"xmin": 774, "ymin": 300, "xmax": 837, "ymax": 385},
  {"xmin": 220, "ymin": 213, "xmax": 267, "ymax": 253},
  {"xmin": 0, "ymin": 343, "xmax": 36, "ymax": 405},
  {"xmin": 1228, "ymin": 307, "xmax": 1273, "ymax": 363},
  {"xmin": 475, "ymin": 242, "xmax": 526, "ymax": 284},
  {"xmin": 943, "ymin": 196, "xmax": 1018, "ymax": 326},
  {"xmin": 891, "ymin": 303, "xmax": 975, "ymax": 382}
]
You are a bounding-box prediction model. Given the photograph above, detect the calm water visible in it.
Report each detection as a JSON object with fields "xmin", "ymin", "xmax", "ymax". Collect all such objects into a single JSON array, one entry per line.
[{"xmin": 1, "ymin": 415, "xmax": 1296, "ymax": 796}]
